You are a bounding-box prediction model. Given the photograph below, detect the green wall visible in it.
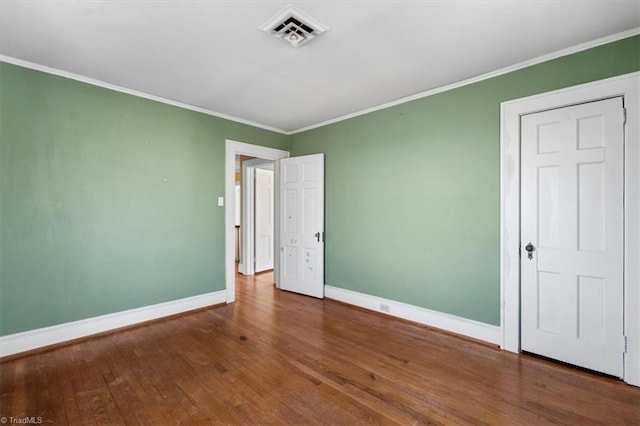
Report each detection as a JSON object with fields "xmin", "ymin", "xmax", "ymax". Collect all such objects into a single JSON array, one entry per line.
[
  {"xmin": 290, "ymin": 36, "xmax": 640, "ymax": 326},
  {"xmin": 1, "ymin": 36, "xmax": 638, "ymax": 337},
  {"xmin": 0, "ymin": 62, "xmax": 288, "ymax": 336}
]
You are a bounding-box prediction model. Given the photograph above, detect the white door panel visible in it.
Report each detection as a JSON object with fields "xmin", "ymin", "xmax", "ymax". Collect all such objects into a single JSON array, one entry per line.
[
  {"xmin": 255, "ymin": 168, "xmax": 274, "ymax": 272},
  {"xmin": 280, "ymin": 154, "xmax": 324, "ymax": 298},
  {"xmin": 521, "ymin": 97, "xmax": 624, "ymax": 377}
]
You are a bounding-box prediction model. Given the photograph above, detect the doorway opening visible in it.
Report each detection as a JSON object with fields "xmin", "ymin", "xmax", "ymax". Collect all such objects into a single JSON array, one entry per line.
[
  {"xmin": 234, "ymin": 155, "xmax": 276, "ymax": 298},
  {"xmin": 237, "ymin": 157, "xmax": 275, "ymax": 277},
  {"xmin": 224, "ymin": 140, "xmax": 289, "ymax": 303}
]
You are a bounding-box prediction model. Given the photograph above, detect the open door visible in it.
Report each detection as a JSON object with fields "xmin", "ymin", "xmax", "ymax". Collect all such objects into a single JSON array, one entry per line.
[{"xmin": 279, "ymin": 153, "xmax": 324, "ymax": 298}]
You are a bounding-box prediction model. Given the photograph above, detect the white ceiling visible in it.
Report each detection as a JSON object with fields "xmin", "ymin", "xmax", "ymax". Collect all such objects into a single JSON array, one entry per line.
[{"xmin": 1, "ymin": 1, "xmax": 638, "ymax": 133}]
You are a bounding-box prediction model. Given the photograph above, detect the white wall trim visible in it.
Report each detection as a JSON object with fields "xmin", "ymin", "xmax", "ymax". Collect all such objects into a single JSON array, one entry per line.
[
  {"xmin": 500, "ymin": 71, "xmax": 640, "ymax": 386},
  {"xmin": 225, "ymin": 140, "xmax": 289, "ymax": 302},
  {"xmin": 3, "ymin": 29, "xmax": 637, "ymax": 136},
  {"xmin": 325, "ymin": 285, "xmax": 501, "ymax": 346},
  {"xmin": 291, "ymin": 28, "xmax": 639, "ymax": 134},
  {"xmin": 0, "ymin": 291, "xmax": 226, "ymax": 358},
  {"xmin": 0, "ymin": 55, "xmax": 287, "ymax": 135}
]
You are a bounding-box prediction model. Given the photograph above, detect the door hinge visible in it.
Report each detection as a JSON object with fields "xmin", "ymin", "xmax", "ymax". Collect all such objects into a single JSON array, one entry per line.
[
  {"xmin": 623, "ymin": 335, "xmax": 628, "ymax": 353},
  {"xmin": 622, "ymin": 107, "xmax": 627, "ymax": 125}
]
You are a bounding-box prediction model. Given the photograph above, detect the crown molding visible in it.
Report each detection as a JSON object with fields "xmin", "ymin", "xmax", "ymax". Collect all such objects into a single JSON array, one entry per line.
[
  {"xmin": 289, "ymin": 27, "xmax": 640, "ymax": 134},
  {"xmin": 2, "ymin": 27, "xmax": 638, "ymax": 136},
  {"xmin": 0, "ymin": 55, "xmax": 289, "ymax": 135}
]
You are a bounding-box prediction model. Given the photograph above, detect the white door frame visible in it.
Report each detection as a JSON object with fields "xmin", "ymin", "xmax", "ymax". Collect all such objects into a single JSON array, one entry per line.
[
  {"xmin": 240, "ymin": 159, "xmax": 274, "ymax": 276},
  {"xmin": 500, "ymin": 72, "xmax": 640, "ymax": 386},
  {"xmin": 225, "ymin": 140, "xmax": 289, "ymax": 303}
]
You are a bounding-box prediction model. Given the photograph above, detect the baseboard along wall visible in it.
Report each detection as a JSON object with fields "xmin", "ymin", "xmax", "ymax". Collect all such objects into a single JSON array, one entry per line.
[
  {"xmin": 325, "ymin": 285, "xmax": 501, "ymax": 345},
  {"xmin": 1, "ymin": 286, "xmax": 502, "ymax": 358},
  {"xmin": 0, "ymin": 291, "xmax": 226, "ymax": 358}
]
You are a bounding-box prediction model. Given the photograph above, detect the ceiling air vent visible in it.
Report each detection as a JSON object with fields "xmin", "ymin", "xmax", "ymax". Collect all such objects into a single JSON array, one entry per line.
[{"xmin": 259, "ymin": 4, "xmax": 329, "ymax": 48}]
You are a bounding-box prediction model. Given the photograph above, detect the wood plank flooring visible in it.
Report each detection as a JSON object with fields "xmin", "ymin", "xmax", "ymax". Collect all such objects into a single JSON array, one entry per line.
[{"xmin": 1, "ymin": 271, "xmax": 639, "ymax": 425}]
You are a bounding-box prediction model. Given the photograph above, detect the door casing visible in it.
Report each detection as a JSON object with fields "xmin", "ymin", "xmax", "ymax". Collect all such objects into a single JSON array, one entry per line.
[
  {"xmin": 500, "ymin": 72, "xmax": 640, "ymax": 386},
  {"xmin": 225, "ymin": 140, "xmax": 289, "ymax": 303}
]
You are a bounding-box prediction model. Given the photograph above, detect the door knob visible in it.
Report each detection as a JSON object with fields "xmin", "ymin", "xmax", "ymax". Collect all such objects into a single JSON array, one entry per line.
[
  {"xmin": 315, "ymin": 232, "xmax": 321, "ymax": 242},
  {"xmin": 525, "ymin": 242, "xmax": 535, "ymax": 260}
]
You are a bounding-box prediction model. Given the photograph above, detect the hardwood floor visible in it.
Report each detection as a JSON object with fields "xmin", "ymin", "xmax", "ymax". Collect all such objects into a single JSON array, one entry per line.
[{"xmin": 1, "ymin": 271, "xmax": 639, "ymax": 425}]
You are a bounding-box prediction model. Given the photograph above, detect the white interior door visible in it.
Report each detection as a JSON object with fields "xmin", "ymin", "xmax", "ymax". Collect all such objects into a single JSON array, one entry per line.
[
  {"xmin": 521, "ymin": 97, "xmax": 625, "ymax": 376},
  {"xmin": 255, "ymin": 167, "xmax": 274, "ymax": 272},
  {"xmin": 279, "ymin": 154, "xmax": 324, "ymax": 298},
  {"xmin": 241, "ymin": 158, "xmax": 272, "ymax": 276}
]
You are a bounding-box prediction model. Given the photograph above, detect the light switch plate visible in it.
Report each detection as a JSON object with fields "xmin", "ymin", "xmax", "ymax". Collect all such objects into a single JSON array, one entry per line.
[{"xmin": 217, "ymin": 196, "xmax": 224, "ymax": 207}]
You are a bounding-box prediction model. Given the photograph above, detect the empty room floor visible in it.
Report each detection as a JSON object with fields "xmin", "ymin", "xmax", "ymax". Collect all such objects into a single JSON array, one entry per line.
[{"xmin": 1, "ymin": 271, "xmax": 639, "ymax": 424}]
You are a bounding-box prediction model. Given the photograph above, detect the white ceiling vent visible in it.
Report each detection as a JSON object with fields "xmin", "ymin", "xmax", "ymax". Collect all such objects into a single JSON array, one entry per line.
[{"xmin": 259, "ymin": 4, "xmax": 329, "ymax": 48}]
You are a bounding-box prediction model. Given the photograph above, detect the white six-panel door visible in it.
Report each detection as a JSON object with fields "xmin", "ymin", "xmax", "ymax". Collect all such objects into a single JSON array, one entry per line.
[
  {"xmin": 279, "ymin": 154, "xmax": 324, "ymax": 298},
  {"xmin": 521, "ymin": 97, "xmax": 625, "ymax": 376}
]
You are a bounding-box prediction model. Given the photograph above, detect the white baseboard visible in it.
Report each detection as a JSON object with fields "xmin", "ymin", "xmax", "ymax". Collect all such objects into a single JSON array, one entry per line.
[
  {"xmin": 325, "ymin": 285, "xmax": 501, "ymax": 345},
  {"xmin": 0, "ymin": 291, "xmax": 226, "ymax": 358},
  {"xmin": 1, "ymin": 287, "xmax": 501, "ymax": 358}
]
